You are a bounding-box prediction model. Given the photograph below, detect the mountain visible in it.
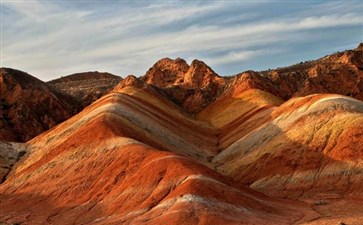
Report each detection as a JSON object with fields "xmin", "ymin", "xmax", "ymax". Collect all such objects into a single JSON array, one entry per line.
[
  {"xmin": 0, "ymin": 87, "xmax": 319, "ymax": 225},
  {"xmin": 0, "ymin": 68, "xmax": 79, "ymax": 142},
  {"xmin": 48, "ymin": 71, "xmax": 122, "ymax": 107},
  {"xmin": 124, "ymin": 43, "xmax": 363, "ymax": 114},
  {"xmin": 1, "ymin": 43, "xmax": 363, "ymax": 224}
]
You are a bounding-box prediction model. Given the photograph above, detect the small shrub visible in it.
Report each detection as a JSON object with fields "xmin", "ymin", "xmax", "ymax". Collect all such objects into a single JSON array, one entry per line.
[{"xmin": 314, "ymin": 199, "xmax": 328, "ymax": 205}]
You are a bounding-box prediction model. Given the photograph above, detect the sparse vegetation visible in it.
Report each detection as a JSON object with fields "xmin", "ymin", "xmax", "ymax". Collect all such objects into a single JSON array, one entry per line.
[{"xmin": 314, "ymin": 199, "xmax": 329, "ymax": 206}]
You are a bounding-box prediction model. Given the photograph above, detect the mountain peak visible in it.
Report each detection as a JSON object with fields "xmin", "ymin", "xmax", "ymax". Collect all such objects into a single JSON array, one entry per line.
[
  {"xmin": 114, "ymin": 75, "xmax": 146, "ymax": 91},
  {"xmin": 143, "ymin": 57, "xmax": 189, "ymax": 87}
]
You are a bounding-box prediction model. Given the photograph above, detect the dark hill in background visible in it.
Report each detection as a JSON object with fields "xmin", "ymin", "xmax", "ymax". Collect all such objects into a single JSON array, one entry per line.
[{"xmin": 48, "ymin": 71, "xmax": 122, "ymax": 107}]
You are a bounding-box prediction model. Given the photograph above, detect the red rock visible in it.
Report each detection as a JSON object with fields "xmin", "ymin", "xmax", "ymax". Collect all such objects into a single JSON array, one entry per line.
[
  {"xmin": 0, "ymin": 68, "xmax": 79, "ymax": 142},
  {"xmin": 140, "ymin": 58, "xmax": 226, "ymax": 113}
]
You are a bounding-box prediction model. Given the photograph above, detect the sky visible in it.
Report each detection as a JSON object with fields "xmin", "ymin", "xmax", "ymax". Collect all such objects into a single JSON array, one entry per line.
[{"xmin": 1, "ymin": 0, "xmax": 362, "ymax": 81}]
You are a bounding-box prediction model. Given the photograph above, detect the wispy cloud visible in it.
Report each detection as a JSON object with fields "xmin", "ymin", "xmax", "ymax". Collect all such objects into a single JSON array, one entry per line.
[
  {"xmin": 2, "ymin": 0, "xmax": 57, "ymax": 21},
  {"xmin": 205, "ymin": 48, "xmax": 285, "ymax": 66},
  {"xmin": 1, "ymin": 0, "xmax": 362, "ymax": 80}
]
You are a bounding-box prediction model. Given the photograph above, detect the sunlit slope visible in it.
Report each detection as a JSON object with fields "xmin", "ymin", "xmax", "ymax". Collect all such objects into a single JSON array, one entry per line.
[
  {"xmin": 213, "ymin": 94, "xmax": 363, "ymax": 199},
  {"xmin": 197, "ymin": 89, "xmax": 283, "ymax": 128}
]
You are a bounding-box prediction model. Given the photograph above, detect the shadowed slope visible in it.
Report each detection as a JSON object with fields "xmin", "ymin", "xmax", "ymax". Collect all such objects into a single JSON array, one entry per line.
[{"xmin": 0, "ymin": 68, "xmax": 79, "ymax": 142}]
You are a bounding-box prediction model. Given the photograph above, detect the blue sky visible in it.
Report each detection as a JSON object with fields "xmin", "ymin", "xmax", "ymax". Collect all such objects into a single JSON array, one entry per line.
[{"xmin": 1, "ymin": 0, "xmax": 362, "ymax": 80}]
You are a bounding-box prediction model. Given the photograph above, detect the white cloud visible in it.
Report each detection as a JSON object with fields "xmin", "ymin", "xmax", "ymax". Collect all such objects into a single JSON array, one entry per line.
[{"xmin": 298, "ymin": 13, "xmax": 363, "ymax": 29}]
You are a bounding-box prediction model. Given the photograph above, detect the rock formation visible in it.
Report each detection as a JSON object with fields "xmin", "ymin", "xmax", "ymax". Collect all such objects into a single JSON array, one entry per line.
[
  {"xmin": 141, "ymin": 58, "xmax": 226, "ymax": 113},
  {"xmin": 0, "ymin": 68, "xmax": 79, "ymax": 142}
]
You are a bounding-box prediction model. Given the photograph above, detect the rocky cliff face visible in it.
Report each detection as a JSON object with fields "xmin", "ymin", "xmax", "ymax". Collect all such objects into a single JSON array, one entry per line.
[
  {"xmin": 0, "ymin": 68, "xmax": 79, "ymax": 142},
  {"xmin": 141, "ymin": 58, "xmax": 226, "ymax": 113}
]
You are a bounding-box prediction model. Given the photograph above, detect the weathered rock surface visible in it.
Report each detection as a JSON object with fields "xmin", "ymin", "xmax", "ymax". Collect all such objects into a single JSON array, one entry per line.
[
  {"xmin": 0, "ymin": 68, "xmax": 79, "ymax": 142},
  {"xmin": 0, "ymin": 141, "xmax": 27, "ymax": 183},
  {"xmin": 141, "ymin": 58, "xmax": 226, "ymax": 114}
]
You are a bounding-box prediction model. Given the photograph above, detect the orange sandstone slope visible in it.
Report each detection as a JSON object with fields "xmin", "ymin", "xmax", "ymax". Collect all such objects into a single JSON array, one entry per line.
[{"xmin": 0, "ymin": 89, "xmax": 319, "ymax": 225}]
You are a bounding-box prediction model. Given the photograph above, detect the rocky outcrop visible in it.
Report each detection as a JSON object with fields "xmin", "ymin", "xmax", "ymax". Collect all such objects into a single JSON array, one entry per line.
[
  {"xmin": 141, "ymin": 58, "xmax": 226, "ymax": 114},
  {"xmin": 48, "ymin": 71, "xmax": 122, "ymax": 107},
  {"xmin": 0, "ymin": 142, "xmax": 27, "ymax": 183},
  {"xmin": 0, "ymin": 68, "xmax": 79, "ymax": 142},
  {"xmin": 143, "ymin": 58, "xmax": 189, "ymax": 87}
]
